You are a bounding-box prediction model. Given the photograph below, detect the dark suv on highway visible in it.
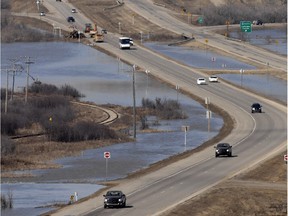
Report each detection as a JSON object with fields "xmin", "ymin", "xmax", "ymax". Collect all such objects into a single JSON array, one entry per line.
[
  {"xmin": 251, "ymin": 103, "xmax": 262, "ymax": 113},
  {"xmin": 67, "ymin": 16, "xmax": 75, "ymax": 22},
  {"xmin": 215, "ymin": 143, "xmax": 232, "ymax": 157},
  {"xmin": 103, "ymin": 190, "xmax": 126, "ymax": 208}
]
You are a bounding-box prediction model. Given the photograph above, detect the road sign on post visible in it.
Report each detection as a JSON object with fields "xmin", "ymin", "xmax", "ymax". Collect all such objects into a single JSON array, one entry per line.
[
  {"xmin": 104, "ymin": 151, "xmax": 111, "ymax": 159},
  {"xmin": 240, "ymin": 21, "xmax": 252, "ymax": 32},
  {"xmin": 104, "ymin": 151, "xmax": 111, "ymax": 181}
]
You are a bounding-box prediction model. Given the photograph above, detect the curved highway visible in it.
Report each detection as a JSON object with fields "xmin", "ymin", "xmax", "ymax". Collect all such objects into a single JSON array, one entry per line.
[
  {"xmin": 125, "ymin": 0, "xmax": 287, "ymax": 72},
  {"xmin": 21, "ymin": 1, "xmax": 286, "ymax": 215}
]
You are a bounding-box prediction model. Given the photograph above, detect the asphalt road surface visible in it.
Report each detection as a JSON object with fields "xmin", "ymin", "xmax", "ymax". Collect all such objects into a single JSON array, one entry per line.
[{"xmin": 25, "ymin": 1, "xmax": 286, "ymax": 216}]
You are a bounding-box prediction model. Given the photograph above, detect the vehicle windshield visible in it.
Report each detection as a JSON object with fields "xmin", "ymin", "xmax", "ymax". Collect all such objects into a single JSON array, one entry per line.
[
  {"xmin": 120, "ymin": 39, "xmax": 130, "ymax": 44},
  {"xmin": 252, "ymin": 103, "xmax": 261, "ymax": 108},
  {"xmin": 107, "ymin": 191, "xmax": 121, "ymax": 196},
  {"xmin": 217, "ymin": 143, "xmax": 229, "ymax": 148}
]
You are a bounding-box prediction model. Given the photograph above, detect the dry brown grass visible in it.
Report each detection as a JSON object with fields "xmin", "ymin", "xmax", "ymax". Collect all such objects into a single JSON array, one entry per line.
[
  {"xmin": 68, "ymin": 0, "xmax": 180, "ymax": 40},
  {"xmin": 161, "ymin": 151, "xmax": 287, "ymax": 216}
]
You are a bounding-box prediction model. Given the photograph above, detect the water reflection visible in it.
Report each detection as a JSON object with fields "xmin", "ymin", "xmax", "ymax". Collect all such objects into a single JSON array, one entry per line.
[
  {"xmin": 229, "ymin": 28, "xmax": 287, "ymax": 55},
  {"xmin": 218, "ymin": 74, "xmax": 287, "ymax": 103},
  {"xmin": 144, "ymin": 42, "xmax": 256, "ymax": 70},
  {"xmin": 1, "ymin": 183, "xmax": 103, "ymax": 216}
]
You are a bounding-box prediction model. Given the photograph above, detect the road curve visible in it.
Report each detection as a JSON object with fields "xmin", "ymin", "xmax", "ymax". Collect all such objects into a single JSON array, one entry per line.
[
  {"xmin": 24, "ymin": 1, "xmax": 286, "ymax": 216},
  {"xmin": 125, "ymin": 0, "xmax": 287, "ymax": 72}
]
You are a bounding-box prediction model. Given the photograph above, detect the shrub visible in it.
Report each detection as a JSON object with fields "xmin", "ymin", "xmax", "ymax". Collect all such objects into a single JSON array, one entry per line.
[
  {"xmin": 1, "ymin": 190, "xmax": 13, "ymax": 209},
  {"xmin": 141, "ymin": 97, "xmax": 186, "ymax": 120},
  {"xmin": 1, "ymin": 88, "xmax": 8, "ymax": 100},
  {"xmin": 199, "ymin": 1, "xmax": 287, "ymax": 25},
  {"xmin": 29, "ymin": 83, "xmax": 58, "ymax": 94},
  {"xmin": 1, "ymin": 136, "xmax": 16, "ymax": 154},
  {"xmin": 29, "ymin": 95, "xmax": 69, "ymax": 109},
  {"xmin": 1, "ymin": 113, "xmax": 29, "ymax": 135},
  {"xmin": 49, "ymin": 121, "xmax": 117, "ymax": 142},
  {"xmin": 60, "ymin": 84, "xmax": 84, "ymax": 98},
  {"xmin": 29, "ymin": 83, "xmax": 84, "ymax": 99}
]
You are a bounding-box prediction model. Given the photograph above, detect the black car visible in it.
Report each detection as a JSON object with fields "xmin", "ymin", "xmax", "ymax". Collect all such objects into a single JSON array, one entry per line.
[
  {"xmin": 251, "ymin": 103, "xmax": 262, "ymax": 113},
  {"xmin": 215, "ymin": 143, "xmax": 232, "ymax": 157},
  {"xmin": 256, "ymin": 20, "xmax": 263, "ymax": 25},
  {"xmin": 103, "ymin": 190, "xmax": 126, "ymax": 208},
  {"xmin": 67, "ymin": 16, "xmax": 75, "ymax": 22}
]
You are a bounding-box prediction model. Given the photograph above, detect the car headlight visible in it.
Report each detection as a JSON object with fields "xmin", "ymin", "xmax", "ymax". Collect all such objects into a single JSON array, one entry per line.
[
  {"xmin": 216, "ymin": 150, "xmax": 219, "ymax": 152},
  {"xmin": 104, "ymin": 198, "xmax": 108, "ymax": 202},
  {"xmin": 227, "ymin": 149, "xmax": 230, "ymax": 152},
  {"xmin": 118, "ymin": 198, "xmax": 122, "ymax": 202}
]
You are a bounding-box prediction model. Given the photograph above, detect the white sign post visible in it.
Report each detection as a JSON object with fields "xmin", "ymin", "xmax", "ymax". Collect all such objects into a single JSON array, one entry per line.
[
  {"xmin": 205, "ymin": 97, "xmax": 211, "ymax": 132},
  {"xmin": 181, "ymin": 126, "xmax": 190, "ymax": 150},
  {"xmin": 104, "ymin": 152, "xmax": 111, "ymax": 181}
]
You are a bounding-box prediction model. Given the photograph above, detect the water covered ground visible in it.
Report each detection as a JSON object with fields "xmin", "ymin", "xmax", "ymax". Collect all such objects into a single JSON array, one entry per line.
[
  {"xmin": 1, "ymin": 42, "xmax": 222, "ymax": 216},
  {"xmin": 1, "ymin": 27, "xmax": 286, "ymax": 215},
  {"xmin": 229, "ymin": 27, "xmax": 287, "ymax": 56}
]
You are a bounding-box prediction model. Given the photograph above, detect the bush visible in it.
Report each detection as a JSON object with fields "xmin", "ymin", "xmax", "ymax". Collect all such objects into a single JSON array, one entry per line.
[
  {"xmin": 50, "ymin": 121, "xmax": 117, "ymax": 142},
  {"xmin": 1, "ymin": 136, "xmax": 16, "ymax": 155},
  {"xmin": 29, "ymin": 83, "xmax": 84, "ymax": 99},
  {"xmin": 0, "ymin": 82, "xmax": 109, "ymax": 142},
  {"xmin": 1, "ymin": 88, "xmax": 8, "ymax": 100},
  {"xmin": 199, "ymin": 1, "xmax": 287, "ymax": 25},
  {"xmin": 1, "ymin": 113, "xmax": 29, "ymax": 135},
  {"xmin": 141, "ymin": 97, "xmax": 187, "ymax": 120},
  {"xmin": 29, "ymin": 95, "xmax": 69, "ymax": 109},
  {"xmin": 1, "ymin": 190, "xmax": 13, "ymax": 209},
  {"xmin": 29, "ymin": 83, "xmax": 58, "ymax": 94},
  {"xmin": 60, "ymin": 84, "xmax": 84, "ymax": 98}
]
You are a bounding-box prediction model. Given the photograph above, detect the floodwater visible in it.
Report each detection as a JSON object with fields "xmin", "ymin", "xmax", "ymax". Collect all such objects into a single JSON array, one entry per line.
[
  {"xmin": 1, "ymin": 27, "xmax": 286, "ymax": 215},
  {"xmin": 145, "ymin": 42, "xmax": 257, "ymax": 70},
  {"xmin": 145, "ymin": 28, "xmax": 287, "ymax": 103},
  {"xmin": 1, "ymin": 183, "xmax": 103, "ymax": 216},
  {"xmin": 229, "ymin": 27, "xmax": 287, "ymax": 56},
  {"xmin": 218, "ymin": 73, "xmax": 287, "ymax": 103},
  {"xmin": 1, "ymin": 42, "xmax": 222, "ymax": 216}
]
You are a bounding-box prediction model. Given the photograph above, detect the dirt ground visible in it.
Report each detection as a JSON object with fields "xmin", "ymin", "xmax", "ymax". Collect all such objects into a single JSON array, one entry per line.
[{"xmin": 3, "ymin": 0, "xmax": 287, "ymax": 215}]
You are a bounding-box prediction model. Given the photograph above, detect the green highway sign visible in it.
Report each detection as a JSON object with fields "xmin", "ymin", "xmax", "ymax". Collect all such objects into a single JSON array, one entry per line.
[
  {"xmin": 240, "ymin": 21, "xmax": 252, "ymax": 32},
  {"xmin": 198, "ymin": 16, "xmax": 203, "ymax": 24}
]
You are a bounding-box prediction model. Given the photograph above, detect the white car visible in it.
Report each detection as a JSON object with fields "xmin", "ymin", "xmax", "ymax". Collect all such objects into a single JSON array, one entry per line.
[
  {"xmin": 71, "ymin": 9, "xmax": 77, "ymax": 13},
  {"xmin": 197, "ymin": 78, "xmax": 206, "ymax": 85},
  {"xmin": 209, "ymin": 76, "xmax": 218, "ymax": 82},
  {"xmin": 119, "ymin": 37, "xmax": 131, "ymax": 49}
]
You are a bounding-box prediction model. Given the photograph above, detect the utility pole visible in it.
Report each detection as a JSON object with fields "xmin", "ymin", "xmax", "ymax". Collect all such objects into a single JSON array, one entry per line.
[
  {"xmin": 25, "ymin": 57, "xmax": 34, "ymax": 103},
  {"xmin": 5, "ymin": 69, "xmax": 9, "ymax": 113},
  {"xmin": 132, "ymin": 64, "xmax": 136, "ymax": 139},
  {"xmin": 8, "ymin": 58, "xmax": 19, "ymax": 101},
  {"xmin": 205, "ymin": 97, "xmax": 211, "ymax": 132}
]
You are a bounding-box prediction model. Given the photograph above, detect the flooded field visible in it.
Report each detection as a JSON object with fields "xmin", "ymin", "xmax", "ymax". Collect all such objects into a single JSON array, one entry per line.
[{"xmin": 1, "ymin": 26, "xmax": 286, "ymax": 215}]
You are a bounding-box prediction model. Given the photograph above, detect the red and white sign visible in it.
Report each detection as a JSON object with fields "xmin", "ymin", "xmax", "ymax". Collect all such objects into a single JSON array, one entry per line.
[
  {"xmin": 104, "ymin": 151, "xmax": 111, "ymax": 159},
  {"xmin": 284, "ymin": 155, "xmax": 288, "ymax": 162}
]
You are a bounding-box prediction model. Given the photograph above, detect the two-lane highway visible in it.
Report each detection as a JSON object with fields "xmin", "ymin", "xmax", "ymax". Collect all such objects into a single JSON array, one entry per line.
[{"xmin": 125, "ymin": 0, "xmax": 287, "ymax": 72}]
